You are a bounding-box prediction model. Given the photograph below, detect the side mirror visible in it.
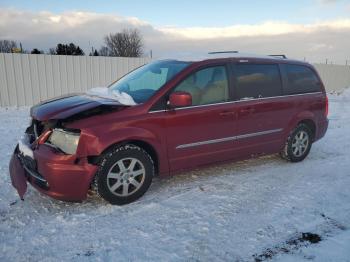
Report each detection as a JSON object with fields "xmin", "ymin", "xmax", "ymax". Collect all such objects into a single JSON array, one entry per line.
[{"xmin": 168, "ymin": 92, "xmax": 192, "ymax": 108}]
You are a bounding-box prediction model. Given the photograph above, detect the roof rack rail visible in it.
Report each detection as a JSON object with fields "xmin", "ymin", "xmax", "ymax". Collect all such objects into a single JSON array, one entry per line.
[
  {"xmin": 208, "ymin": 51, "xmax": 239, "ymax": 54},
  {"xmin": 269, "ymin": 54, "xmax": 287, "ymax": 59}
]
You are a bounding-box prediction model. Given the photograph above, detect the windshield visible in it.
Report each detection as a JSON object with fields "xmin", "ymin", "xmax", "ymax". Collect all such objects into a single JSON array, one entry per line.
[{"xmin": 108, "ymin": 60, "xmax": 191, "ymax": 103}]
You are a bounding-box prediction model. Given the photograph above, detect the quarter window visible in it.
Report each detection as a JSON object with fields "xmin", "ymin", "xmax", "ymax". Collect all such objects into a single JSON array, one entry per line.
[
  {"xmin": 284, "ymin": 65, "xmax": 321, "ymax": 94},
  {"xmin": 234, "ymin": 64, "xmax": 282, "ymax": 99},
  {"xmin": 173, "ymin": 66, "xmax": 229, "ymax": 106}
]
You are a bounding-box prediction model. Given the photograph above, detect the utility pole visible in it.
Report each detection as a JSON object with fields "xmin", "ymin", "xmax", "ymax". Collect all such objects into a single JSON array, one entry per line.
[{"xmin": 326, "ymin": 58, "xmax": 328, "ymax": 64}]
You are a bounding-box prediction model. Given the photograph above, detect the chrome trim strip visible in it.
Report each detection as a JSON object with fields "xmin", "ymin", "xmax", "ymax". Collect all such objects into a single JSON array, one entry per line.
[
  {"xmin": 173, "ymin": 100, "xmax": 235, "ymax": 111},
  {"xmin": 149, "ymin": 109, "xmax": 166, "ymax": 114},
  {"xmin": 148, "ymin": 92, "xmax": 322, "ymax": 113},
  {"xmin": 176, "ymin": 128, "xmax": 283, "ymax": 149},
  {"xmin": 22, "ymin": 164, "xmax": 47, "ymax": 183},
  {"xmin": 235, "ymin": 128, "xmax": 283, "ymax": 140}
]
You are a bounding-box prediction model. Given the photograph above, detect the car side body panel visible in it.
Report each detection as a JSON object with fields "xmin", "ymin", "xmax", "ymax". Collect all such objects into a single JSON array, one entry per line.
[
  {"xmin": 283, "ymin": 92, "xmax": 326, "ymax": 141},
  {"xmin": 164, "ymin": 102, "xmax": 238, "ymax": 172}
]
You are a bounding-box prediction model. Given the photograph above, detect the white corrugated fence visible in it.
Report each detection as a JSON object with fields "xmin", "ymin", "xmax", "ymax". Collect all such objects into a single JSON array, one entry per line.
[
  {"xmin": 0, "ymin": 53, "xmax": 150, "ymax": 107},
  {"xmin": 313, "ymin": 63, "xmax": 350, "ymax": 93},
  {"xmin": 0, "ymin": 54, "xmax": 349, "ymax": 107}
]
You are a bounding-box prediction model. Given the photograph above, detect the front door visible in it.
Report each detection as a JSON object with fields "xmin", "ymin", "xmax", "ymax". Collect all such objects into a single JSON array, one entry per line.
[{"xmin": 164, "ymin": 65, "xmax": 238, "ymax": 172}]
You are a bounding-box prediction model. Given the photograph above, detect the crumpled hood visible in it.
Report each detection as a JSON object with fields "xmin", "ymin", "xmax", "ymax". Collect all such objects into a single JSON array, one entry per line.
[{"xmin": 31, "ymin": 93, "xmax": 127, "ymax": 121}]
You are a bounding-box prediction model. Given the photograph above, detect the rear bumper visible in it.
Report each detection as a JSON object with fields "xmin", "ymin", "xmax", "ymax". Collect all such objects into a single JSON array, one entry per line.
[
  {"xmin": 315, "ymin": 119, "xmax": 329, "ymax": 141},
  {"xmin": 10, "ymin": 142, "xmax": 98, "ymax": 202}
]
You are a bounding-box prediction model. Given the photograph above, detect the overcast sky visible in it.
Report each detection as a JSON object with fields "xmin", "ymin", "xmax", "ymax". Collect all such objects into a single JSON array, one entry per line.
[{"xmin": 0, "ymin": 0, "xmax": 350, "ymax": 64}]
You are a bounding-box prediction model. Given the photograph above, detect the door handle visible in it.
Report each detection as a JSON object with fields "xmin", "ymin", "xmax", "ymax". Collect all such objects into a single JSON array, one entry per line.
[
  {"xmin": 239, "ymin": 108, "xmax": 255, "ymax": 114},
  {"xmin": 219, "ymin": 111, "xmax": 235, "ymax": 117}
]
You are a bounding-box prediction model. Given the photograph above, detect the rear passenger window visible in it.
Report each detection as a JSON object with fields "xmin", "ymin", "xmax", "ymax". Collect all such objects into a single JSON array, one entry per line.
[
  {"xmin": 284, "ymin": 65, "xmax": 321, "ymax": 95},
  {"xmin": 234, "ymin": 64, "xmax": 282, "ymax": 99}
]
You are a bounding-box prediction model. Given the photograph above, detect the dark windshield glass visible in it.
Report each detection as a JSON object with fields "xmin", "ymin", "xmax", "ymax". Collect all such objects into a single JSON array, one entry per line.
[{"xmin": 109, "ymin": 60, "xmax": 191, "ymax": 103}]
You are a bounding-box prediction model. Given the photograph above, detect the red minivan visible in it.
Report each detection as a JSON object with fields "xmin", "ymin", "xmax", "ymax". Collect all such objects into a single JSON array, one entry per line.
[{"xmin": 9, "ymin": 54, "xmax": 329, "ymax": 205}]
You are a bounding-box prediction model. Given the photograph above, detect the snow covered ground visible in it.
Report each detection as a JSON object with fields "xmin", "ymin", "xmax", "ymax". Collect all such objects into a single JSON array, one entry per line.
[{"xmin": 1, "ymin": 90, "xmax": 350, "ymax": 262}]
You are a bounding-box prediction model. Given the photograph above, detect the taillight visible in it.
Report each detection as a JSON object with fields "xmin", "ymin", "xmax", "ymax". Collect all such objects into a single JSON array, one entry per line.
[{"xmin": 325, "ymin": 95, "xmax": 329, "ymax": 117}]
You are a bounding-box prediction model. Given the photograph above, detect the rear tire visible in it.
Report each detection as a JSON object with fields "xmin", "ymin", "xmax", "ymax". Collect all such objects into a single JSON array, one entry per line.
[
  {"xmin": 280, "ymin": 123, "xmax": 313, "ymax": 162},
  {"xmin": 96, "ymin": 144, "xmax": 154, "ymax": 205}
]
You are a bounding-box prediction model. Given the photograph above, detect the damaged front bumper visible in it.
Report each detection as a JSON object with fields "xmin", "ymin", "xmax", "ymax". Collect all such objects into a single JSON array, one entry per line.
[{"xmin": 9, "ymin": 135, "xmax": 98, "ymax": 202}]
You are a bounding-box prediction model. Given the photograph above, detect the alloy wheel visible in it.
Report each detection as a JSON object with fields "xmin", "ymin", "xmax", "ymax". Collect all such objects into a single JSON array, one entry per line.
[
  {"xmin": 106, "ymin": 158, "xmax": 146, "ymax": 197},
  {"xmin": 291, "ymin": 130, "xmax": 309, "ymax": 157}
]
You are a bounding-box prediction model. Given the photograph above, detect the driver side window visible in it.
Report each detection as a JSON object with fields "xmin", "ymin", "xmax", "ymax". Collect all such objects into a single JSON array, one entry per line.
[{"xmin": 173, "ymin": 66, "xmax": 229, "ymax": 106}]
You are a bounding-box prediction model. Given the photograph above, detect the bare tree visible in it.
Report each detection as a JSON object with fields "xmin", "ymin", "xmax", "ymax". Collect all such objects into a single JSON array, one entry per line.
[
  {"xmin": 98, "ymin": 46, "xmax": 110, "ymax": 57},
  {"xmin": 103, "ymin": 29, "xmax": 143, "ymax": 57},
  {"xmin": 48, "ymin": 48, "xmax": 56, "ymax": 55},
  {"xmin": 0, "ymin": 40, "xmax": 17, "ymax": 53}
]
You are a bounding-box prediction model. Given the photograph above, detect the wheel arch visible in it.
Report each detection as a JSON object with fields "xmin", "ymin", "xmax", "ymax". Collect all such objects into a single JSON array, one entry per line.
[
  {"xmin": 88, "ymin": 138, "xmax": 160, "ymax": 176},
  {"xmin": 297, "ymin": 119, "xmax": 316, "ymax": 140},
  {"xmin": 123, "ymin": 140, "xmax": 159, "ymax": 176},
  {"xmin": 284, "ymin": 111, "xmax": 316, "ymax": 140}
]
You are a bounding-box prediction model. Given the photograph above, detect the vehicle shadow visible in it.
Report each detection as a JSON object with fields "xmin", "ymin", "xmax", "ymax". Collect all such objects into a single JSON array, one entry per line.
[{"xmin": 20, "ymin": 154, "xmax": 284, "ymax": 211}]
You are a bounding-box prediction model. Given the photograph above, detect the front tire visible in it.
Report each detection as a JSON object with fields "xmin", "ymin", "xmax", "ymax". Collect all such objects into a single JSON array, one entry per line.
[
  {"xmin": 280, "ymin": 123, "xmax": 313, "ymax": 162},
  {"xmin": 96, "ymin": 144, "xmax": 154, "ymax": 205}
]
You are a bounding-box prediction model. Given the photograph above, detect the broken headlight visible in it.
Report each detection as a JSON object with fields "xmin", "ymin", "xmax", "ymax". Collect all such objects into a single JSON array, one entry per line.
[{"xmin": 48, "ymin": 129, "xmax": 80, "ymax": 155}]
